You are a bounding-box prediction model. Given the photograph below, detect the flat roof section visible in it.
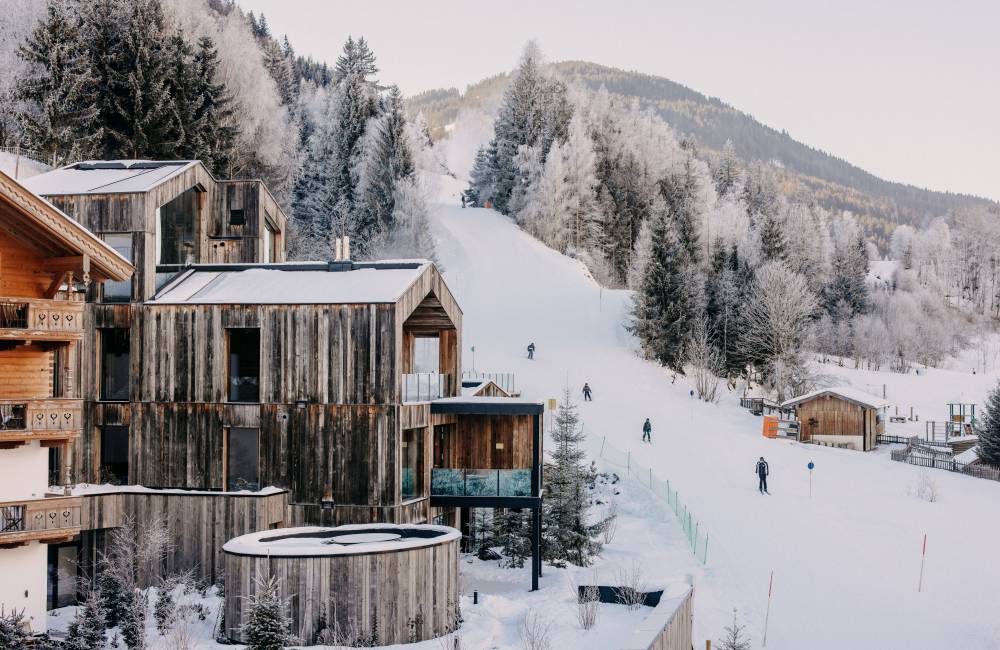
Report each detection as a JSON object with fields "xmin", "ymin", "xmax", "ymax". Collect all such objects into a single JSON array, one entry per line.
[{"xmin": 430, "ymin": 396, "xmax": 544, "ymax": 415}]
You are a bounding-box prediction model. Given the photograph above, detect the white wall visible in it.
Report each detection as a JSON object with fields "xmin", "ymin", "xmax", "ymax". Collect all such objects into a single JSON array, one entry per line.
[
  {"xmin": 0, "ymin": 543, "xmax": 48, "ymax": 632},
  {"xmin": 0, "ymin": 441, "xmax": 48, "ymax": 497}
]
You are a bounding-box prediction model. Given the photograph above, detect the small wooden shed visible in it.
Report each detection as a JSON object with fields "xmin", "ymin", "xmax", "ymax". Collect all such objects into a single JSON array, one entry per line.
[{"xmin": 781, "ymin": 387, "xmax": 889, "ymax": 451}]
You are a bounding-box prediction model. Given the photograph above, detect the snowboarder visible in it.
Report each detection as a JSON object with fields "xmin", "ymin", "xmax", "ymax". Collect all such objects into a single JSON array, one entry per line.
[
  {"xmin": 526, "ymin": 342, "xmax": 535, "ymax": 360},
  {"xmin": 756, "ymin": 456, "xmax": 769, "ymax": 494},
  {"xmin": 642, "ymin": 418, "xmax": 652, "ymax": 443},
  {"xmin": 583, "ymin": 383, "xmax": 593, "ymax": 401}
]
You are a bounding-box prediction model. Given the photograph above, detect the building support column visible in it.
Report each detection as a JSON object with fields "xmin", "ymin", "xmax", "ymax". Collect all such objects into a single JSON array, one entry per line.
[{"xmin": 531, "ymin": 504, "xmax": 540, "ymax": 591}]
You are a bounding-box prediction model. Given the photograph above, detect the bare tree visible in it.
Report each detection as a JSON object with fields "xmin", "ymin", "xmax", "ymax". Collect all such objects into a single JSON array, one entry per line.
[
  {"xmin": 600, "ymin": 500, "xmax": 618, "ymax": 545},
  {"xmin": 614, "ymin": 561, "xmax": 648, "ymax": 612},
  {"xmin": 519, "ymin": 610, "xmax": 552, "ymax": 650},
  {"xmin": 688, "ymin": 320, "xmax": 722, "ymax": 402}
]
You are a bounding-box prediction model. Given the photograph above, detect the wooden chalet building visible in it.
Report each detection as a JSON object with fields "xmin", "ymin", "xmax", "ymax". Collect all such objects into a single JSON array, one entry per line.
[
  {"xmin": 781, "ymin": 387, "xmax": 888, "ymax": 451},
  {"xmin": 21, "ymin": 160, "xmax": 544, "ymax": 595},
  {"xmin": 0, "ymin": 169, "xmax": 131, "ymax": 631}
]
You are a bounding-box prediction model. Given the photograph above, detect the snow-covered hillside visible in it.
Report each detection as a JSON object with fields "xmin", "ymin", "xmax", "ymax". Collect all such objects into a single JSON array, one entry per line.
[{"xmin": 430, "ymin": 182, "xmax": 1000, "ymax": 649}]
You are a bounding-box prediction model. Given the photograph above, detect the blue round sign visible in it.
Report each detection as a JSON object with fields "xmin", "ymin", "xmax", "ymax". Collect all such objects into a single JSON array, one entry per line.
[{"xmin": 808, "ymin": 461, "xmax": 815, "ymax": 470}]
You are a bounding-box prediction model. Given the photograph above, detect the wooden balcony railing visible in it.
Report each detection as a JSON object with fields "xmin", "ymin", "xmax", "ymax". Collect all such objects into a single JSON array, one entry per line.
[
  {"xmin": 0, "ymin": 398, "xmax": 83, "ymax": 444},
  {"xmin": 0, "ymin": 496, "xmax": 82, "ymax": 547},
  {"xmin": 0, "ymin": 297, "xmax": 84, "ymax": 340}
]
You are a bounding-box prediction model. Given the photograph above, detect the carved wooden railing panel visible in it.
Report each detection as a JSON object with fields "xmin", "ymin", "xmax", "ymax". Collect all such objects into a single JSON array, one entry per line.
[
  {"xmin": 0, "ymin": 297, "xmax": 84, "ymax": 337},
  {"xmin": 0, "ymin": 398, "xmax": 83, "ymax": 441},
  {"xmin": 0, "ymin": 496, "xmax": 82, "ymax": 545}
]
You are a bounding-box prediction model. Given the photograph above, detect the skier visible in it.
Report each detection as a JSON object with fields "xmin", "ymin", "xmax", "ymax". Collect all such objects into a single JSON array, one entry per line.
[
  {"xmin": 526, "ymin": 342, "xmax": 535, "ymax": 360},
  {"xmin": 756, "ymin": 456, "xmax": 770, "ymax": 494},
  {"xmin": 582, "ymin": 383, "xmax": 593, "ymax": 401},
  {"xmin": 642, "ymin": 418, "xmax": 652, "ymax": 443}
]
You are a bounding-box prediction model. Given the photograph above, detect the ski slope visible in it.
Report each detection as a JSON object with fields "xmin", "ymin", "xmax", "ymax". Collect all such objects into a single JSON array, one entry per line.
[{"xmin": 430, "ymin": 193, "xmax": 1000, "ymax": 649}]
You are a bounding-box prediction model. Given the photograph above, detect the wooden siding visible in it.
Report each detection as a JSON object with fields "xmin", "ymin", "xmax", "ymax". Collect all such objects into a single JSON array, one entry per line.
[
  {"xmin": 79, "ymin": 490, "xmax": 286, "ymax": 586},
  {"xmin": 435, "ymin": 414, "xmax": 535, "ymax": 470},
  {"xmin": 796, "ymin": 395, "xmax": 880, "ymax": 451},
  {"xmin": 223, "ymin": 536, "xmax": 459, "ymax": 645}
]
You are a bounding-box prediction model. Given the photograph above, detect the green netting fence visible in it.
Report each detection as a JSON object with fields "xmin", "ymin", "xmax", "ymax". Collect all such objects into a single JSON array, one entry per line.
[{"xmin": 597, "ymin": 437, "xmax": 710, "ymax": 564}]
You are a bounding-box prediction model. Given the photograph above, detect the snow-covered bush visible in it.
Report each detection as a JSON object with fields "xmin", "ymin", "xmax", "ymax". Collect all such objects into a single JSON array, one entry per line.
[
  {"xmin": 242, "ymin": 574, "xmax": 293, "ymax": 650},
  {"xmin": 0, "ymin": 606, "xmax": 28, "ymax": 649},
  {"xmin": 575, "ymin": 582, "xmax": 600, "ymax": 630},
  {"xmin": 914, "ymin": 471, "xmax": 940, "ymax": 503},
  {"xmin": 63, "ymin": 587, "xmax": 107, "ymax": 650},
  {"xmin": 613, "ymin": 561, "xmax": 648, "ymax": 612}
]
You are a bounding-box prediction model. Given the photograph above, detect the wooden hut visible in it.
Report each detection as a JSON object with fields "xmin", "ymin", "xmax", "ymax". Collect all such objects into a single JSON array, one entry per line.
[{"xmin": 781, "ymin": 387, "xmax": 888, "ymax": 451}]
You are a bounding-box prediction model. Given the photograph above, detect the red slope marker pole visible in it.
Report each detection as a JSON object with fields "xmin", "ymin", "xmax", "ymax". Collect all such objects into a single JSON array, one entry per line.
[
  {"xmin": 918, "ymin": 533, "xmax": 927, "ymax": 592},
  {"xmin": 762, "ymin": 570, "xmax": 774, "ymax": 646}
]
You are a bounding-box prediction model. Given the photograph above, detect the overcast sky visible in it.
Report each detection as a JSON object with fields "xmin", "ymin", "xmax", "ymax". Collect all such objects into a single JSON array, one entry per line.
[{"xmin": 237, "ymin": 0, "xmax": 999, "ymax": 201}]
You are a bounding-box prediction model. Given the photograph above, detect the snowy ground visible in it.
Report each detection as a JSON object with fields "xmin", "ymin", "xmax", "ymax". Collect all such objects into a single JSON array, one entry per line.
[{"xmin": 428, "ymin": 178, "xmax": 1000, "ymax": 649}]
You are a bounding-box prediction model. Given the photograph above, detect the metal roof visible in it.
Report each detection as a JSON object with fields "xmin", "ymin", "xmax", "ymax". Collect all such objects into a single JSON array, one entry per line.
[{"xmin": 22, "ymin": 160, "xmax": 199, "ymax": 195}]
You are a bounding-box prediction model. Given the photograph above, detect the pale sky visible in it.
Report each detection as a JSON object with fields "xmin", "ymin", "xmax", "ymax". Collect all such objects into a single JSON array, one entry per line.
[{"xmin": 237, "ymin": 0, "xmax": 999, "ymax": 202}]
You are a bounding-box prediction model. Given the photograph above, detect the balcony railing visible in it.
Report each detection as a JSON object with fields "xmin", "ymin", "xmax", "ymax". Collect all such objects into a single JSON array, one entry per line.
[
  {"xmin": 402, "ymin": 373, "xmax": 452, "ymax": 402},
  {"xmin": 0, "ymin": 496, "xmax": 82, "ymax": 546},
  {"xmin": 431, "ymin": 468, "xmax": 532, "ymax": 498},
  {"xmin": 0, "ymin": 398, "xmax": 83, "ymax": 443},
  {"xmin": 0, "ymin": 297, "xmax": 84, "ymax": 339}
]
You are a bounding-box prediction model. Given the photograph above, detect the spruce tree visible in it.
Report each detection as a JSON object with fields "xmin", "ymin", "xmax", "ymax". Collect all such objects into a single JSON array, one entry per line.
[
  {"xmin": 629, "ymin": 199, "xmax": 702, "ymax": 372},
  {"xmin": 464, "ymin": 146, "xmax": 490, "ymax": 206},
  {"xmin": 658, "ymin": 154, "xmax": 703, "ymax": 261},
  {"xmin": 79, "ymin": 0, "xmax": 127, "ymax": 158},
  {"xmin": 713, "ymin": 139, "xmax": 742, "ymax": 197},
  {"xmin": 192, "ymin": 36, "xmax": 238, "ymax": 174},
  {"xmin": 493, "ymin": 508, "xmax": 531, "ymax": 568},
  {"xmin": 542, "ymin": 389, "xmax": 601, "ymax": 567},
  {"xmin": 120, "ymin": 588, "xmax": 147, "ymax": 650},
  {"xmin": 0, "ymin": 607, "xmax": 29, "ymax": 650},
  {"xmin": 335, "ymin": 36, "xmax": 378, "ymax": 81},
  {"xmin": 161, "ymin": 30, "xmax": 198, "ymax": 157},
  {"xmin": 243, "ymin": 574, "xmax": 292, "ymax": 650},
  {"xmin": 977, "ymin": 380, "xmax": 1000, "ymax": 467},
  {"xmin": 757, "ymin": 211, "xmax": 787, "ymax": 261},
  {"xmin": 17, "ymin": 0, "xmax": 101, "ymax": 164},
  {"xmin": 64, "ymin": 588, "xmax": 108, "ymax": 650}
]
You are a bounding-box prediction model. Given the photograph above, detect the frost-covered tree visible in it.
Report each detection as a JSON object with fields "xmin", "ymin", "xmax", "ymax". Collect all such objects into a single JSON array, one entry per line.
[
  {"xmin": 242, "ymin": 574, "xmax": 292, "ymax": 650},
  {"xmin": 977, "ymin": 380, "xmax": 1000, "ymax": 468},
  {"xmin": 629, "ymin": 199, "xmax": 703, "ymax": 372},
  {"xmin": 493, "ymin": 508, "xmax": 531, "ymax": 568},
  {"xmin": 822, "ymin": 216, "xmax": 870, "ymax": 318},
  {"xmin": 63, "ymin": 586, "xmax": 107, "ymax": 650},
  {"xmin": 0, "ymin": 607, "xmax": 29, "ymax": 650},
  {"xmin": 189, "ymin": 36, "xmax": 238, "ymax": 173},
  {"xmin": 658, "ymin": 154, "xmax": 704, "ymax": 262},
  {"xmin": 717, "ymin": 608, "xmax": 752, "ymax": 650},
  {"xmin": 713, "ymin": 139, "xmax": 742, "ymax": 197},
  {"xmin": 542, "ymin": 389, "xmax": 601, "ymax": 567},
  {"xmin": 16, "ymin": 0, "xmax": 100, "ymax": 164},
  {"xmin": 334, "ymin": 35, "xmax": 377, "ymax": 81}
]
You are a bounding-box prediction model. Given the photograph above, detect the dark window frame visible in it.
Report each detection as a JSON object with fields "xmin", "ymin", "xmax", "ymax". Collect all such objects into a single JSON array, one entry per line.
[
  {"xmin": 99, "ymin": 328, "xmax": 130, "ymax": 402},
  {"xmin": 99, "ymin": 424, "xmax": 129, "ymax": 484},
  {"xmin": 227, "ymin": 328, "xmax": 261, "ymax": 403},
  {"xmin": 226, "ymin": 427, "xmax": 260, "ymax": 491}
]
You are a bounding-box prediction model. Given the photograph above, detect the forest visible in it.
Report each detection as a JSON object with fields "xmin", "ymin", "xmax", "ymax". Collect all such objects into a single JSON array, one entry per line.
[
  {"xmin": 0, "ymin": 0, "xmax": 439, "ymax": 262},
  {"xmin": 465, "ymin": 44, "xmax": 1000, "ymax": 402}
]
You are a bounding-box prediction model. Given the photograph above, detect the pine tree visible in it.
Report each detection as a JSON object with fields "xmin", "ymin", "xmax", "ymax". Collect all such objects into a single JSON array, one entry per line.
[
  {"xmin": 628, "ymin": 199, "xmax": 702, "ymax": 372},
  {"xmin": 542, "ymin": 389, "xmax": 601, "ymax": 567},
  {"xmin": 334, "ymin": 36, "xmax": 377, "ymax": 81},
  {"xmin": 161, "ymin": 29, "xmax": 198, "ymax": 157},
  {"xmin": 977, "ymin": 380, "xmax": 1000, "ymax": 467},
  {"xmin": 822, "ymin": 220, "xmax": 870, "ymax": 318},
  {"xmin": 0, "ymin": 607, "xmax": 29, "ymax": 650},
  {"xmin": 120, "ymin": 588, "xmax": 147, "ymax": 650},
  {"xmin": 713, "ymin": 139, "xmax": 742, "ymax": 197},
  {"xmin": 191, "ymin": 36, "xmax": 238, "ymax": 174},
  {"xmin": 357, "ymin": 85, "xmax": 414, "ymax": 256},
  {"xmin": 757, "ymin": 211, "xmax": 787, "ymax": 261},
  {"xmin": 472, "ymin": 508, "xmax": 496, "ymax": 560},
  {"xmin": 658, "ymin": 154, "xmax": 703, "ymax": 261},
  {"xmin": 262, "ymin": 38, "xmax": 297, "ymax": 107},
  {"xmin": 464, "ymin": 146, "xmax": 491, "ymax": 207},
  {"xmin": 243, "ymin": 574, "xmax": 292, "ymax": 650},
  {"xmin": 153, "ymin": 579, "xmax": 176, "ymax": 635},
  {"xmin": 717, "ymin": 608, "xmax": 752, "ymax": 650},
  {"xmin": 493, "ymin": 508, "xmax": 531, "ymax": 568},
  {"xmin": 17, "ymin": 0, "xmax": 101, "ymax": 164},
  {"xmin": 63, "ymin": 588, "xmax": 108, "ymax": 650},
  {"xmin": 79, "ymin": 0, "xmax": 127, "ymax": 158}
]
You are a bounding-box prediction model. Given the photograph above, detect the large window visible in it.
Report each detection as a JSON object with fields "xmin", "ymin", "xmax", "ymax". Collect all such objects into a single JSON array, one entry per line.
[
  {"xmin": 226, "ymin": 427, "xmax": 259, "ymax": 491},
  {"xmin": 100, "ymin": 328, "xmax": 130, "ymax": 401},
  {"xmin": 227, "ymin": 328, "xmax": 260, "ymax": 402},
  {"xmin": 157, "ymin": 187, "xmax": 200, "ymax": 267},
  {"xmin": 264, "ymin": 219, "xmax": 277, "ymax": 263},
  {"xmin": 402, "ymin": 428, "xmax": 425, "ymax": 501},
  {"xmin": 101, "ymin": 234, "xmax": 132, "ymax": 302},
  {"xmin": 99, "ymin": 425, "xmax": 129, "ymax": 484}
]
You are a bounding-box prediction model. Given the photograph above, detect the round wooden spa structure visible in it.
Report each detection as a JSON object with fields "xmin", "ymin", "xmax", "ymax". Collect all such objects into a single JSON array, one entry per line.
[{"xmin": 222, "ymin": 524, "xmax": 461, "ymax": 645}]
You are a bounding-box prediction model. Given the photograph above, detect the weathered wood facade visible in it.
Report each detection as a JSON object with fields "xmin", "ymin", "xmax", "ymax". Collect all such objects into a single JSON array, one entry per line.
[{"xmin": 223, "ymin": 526, "xmax": 460, "ymax": 645}]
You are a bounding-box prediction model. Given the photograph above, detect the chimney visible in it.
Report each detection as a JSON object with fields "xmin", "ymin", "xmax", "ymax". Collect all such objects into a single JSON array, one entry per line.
[
  {"xmin": 343, "ymin": 236, "xmax": 351, "ymax": 260},
  {"xmin": 334, "ymin": 237, "xmax": 343, "ymax": 261}
]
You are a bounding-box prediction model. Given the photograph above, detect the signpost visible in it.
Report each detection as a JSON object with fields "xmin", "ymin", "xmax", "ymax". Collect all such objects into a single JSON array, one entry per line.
[{"xmin": 807, "ymin": 461, "xmax": 815, "ymax": 499}]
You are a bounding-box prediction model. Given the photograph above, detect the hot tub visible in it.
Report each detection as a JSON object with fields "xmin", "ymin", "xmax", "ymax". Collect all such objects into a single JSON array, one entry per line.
[{"xmin": 222, "ymin": 523, "xmax": 462, "ymax": 645}]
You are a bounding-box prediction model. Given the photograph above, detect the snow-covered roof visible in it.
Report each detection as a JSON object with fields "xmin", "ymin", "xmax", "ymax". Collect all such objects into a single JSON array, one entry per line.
[
  {"xmin": 148, "ymin": 261, "xmax": 430, "ymax": 305},
  {"xmin": 781, "ymin": 386, "xmax": 890, "ymax": 410},
  {"xmin": 22, "ymin": 160, "xmax": 199, "ymax": 195},
  {"xmin": 223, "ymin": 524, "xmax": 461, "ymax": 557},
  {"xmin": 954, "ymin": 446, "xmax": 980, "ymax": 465}
]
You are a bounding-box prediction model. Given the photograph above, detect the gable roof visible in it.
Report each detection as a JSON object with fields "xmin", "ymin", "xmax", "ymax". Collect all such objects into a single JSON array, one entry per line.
[
  {"xmin": 0, "ymin": 170, "xmax": 133, "ymax": 282},
  {"xmin": 148, "ymin": 261, "xmax": 432, "ymax": 305},
  {"xmin": 781, "ymin": 386, "xmax": 890, "ymax": 410},
  {"xmin": 21, "ymin": 160, "xmax": 199, "ymax": 195}
]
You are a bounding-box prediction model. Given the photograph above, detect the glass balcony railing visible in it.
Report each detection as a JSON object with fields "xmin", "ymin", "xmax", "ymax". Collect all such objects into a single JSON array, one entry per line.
[
  {"xmin": 402, "ymin": 373, "xmax": 452, "ymax": 402},
  {"xmin": 431, "ymin": 468, "xmax": 532, "ymax": 497}
]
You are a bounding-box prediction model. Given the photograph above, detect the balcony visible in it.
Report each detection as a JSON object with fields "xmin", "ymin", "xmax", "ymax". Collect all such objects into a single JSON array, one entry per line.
[
  {"xmin": 0, "ymin": 398, "xmax": 83, "ymax": 445},
  {"xmin": 0, "ymin": 297, "xmax": 84, "ymax": 341},
  {"xmin": 0, "ymin": 496, "xmax": 82, "ymax": 547},
  {"xmin": 402, "ymin": 373, "xmax": 453, "ymax": 403},
  {"xmin": 431, "ymin": 468, "xmax": 532, "ymax": 498}
]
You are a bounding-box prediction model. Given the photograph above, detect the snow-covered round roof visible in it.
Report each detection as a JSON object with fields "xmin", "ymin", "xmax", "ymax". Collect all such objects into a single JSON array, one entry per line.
[{"xmin": 223, "ymin": 523, "xmax": 461, "ymax": 557}]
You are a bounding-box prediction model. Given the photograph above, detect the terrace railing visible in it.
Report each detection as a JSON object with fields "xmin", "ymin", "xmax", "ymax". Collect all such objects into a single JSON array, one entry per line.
[
  {"xmin": 461, "ymin": 371, "xmax": 517, "ymax": 395},
  {"xmin": 0, "ymin": 297, "xmax": 84, "ymax": 337},
  {"xmin": 402, "ymin": 373, "xmax": 452, "ymax": 402},
  {"xmin": 0, "ymin": 398, "xmax": 83, "ymax": 442},
  {"xmin": 431, "ymin": 468, "xmax": 532, "ymax": 497},
  {"xmin": 0, "ymin": 496, "xmax": 83, "ymax": 545}
]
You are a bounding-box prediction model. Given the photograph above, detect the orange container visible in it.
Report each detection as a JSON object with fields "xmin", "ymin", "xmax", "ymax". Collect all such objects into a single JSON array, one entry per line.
[{"xmin": 762, "ymin": 415, "xmax": 779, "ymax": 438}]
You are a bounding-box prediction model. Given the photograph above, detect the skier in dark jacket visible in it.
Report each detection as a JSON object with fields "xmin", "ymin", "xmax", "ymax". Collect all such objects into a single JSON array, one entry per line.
[
  {"xmin": 756, "ymin": 456, "xmax": 769, "ymax": 494},
  {"xmin": 582, "ymin": 383, "xmax": 593, "ymax": 401},
  {"xmin": 642, "ymin": 418, "xmax": 652, "ymax": 443},
  {"xmin": 526, "ymin": 342, "xmax": 535, "ymax": 360}
]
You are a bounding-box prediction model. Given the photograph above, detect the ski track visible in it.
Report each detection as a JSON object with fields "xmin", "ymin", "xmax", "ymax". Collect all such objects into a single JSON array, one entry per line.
[{"xmin": 430, "ymin": 198, "xmax": 1000, "ymax": 650}]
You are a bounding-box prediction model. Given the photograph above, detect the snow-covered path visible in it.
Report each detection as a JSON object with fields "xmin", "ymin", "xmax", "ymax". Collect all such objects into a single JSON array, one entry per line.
[{"xmin": 431, "ymin": 200, "xmax": 1000, "ymax": 649}]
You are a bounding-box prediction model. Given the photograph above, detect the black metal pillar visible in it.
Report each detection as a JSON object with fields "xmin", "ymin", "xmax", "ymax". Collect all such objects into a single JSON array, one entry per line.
[{"xmin": 531, "ymin": 504, "xmax": 540, "ymax": 591}]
